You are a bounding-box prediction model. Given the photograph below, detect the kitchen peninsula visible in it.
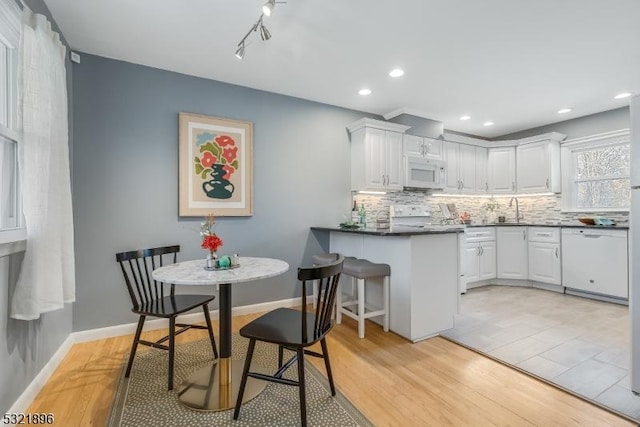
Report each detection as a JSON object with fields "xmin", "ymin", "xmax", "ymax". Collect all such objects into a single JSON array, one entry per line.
[{"xmin": 310, "ymin": 226, "xmax": 463, "ymax": 342}]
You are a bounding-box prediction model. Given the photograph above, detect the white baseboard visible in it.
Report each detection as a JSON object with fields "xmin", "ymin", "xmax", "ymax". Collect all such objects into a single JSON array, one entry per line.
[
  {"xmin": 7, "ymin": 334, "xmax": 74, "ymax": 417},
  {"xmin": 8, "ymin": 296, "xmax": 303, "ymax": 415}
]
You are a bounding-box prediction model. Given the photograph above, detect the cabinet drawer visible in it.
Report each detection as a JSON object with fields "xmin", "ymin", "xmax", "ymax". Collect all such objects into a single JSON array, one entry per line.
[
  {"xmin": 465, "ymin": 227, "xmax": 496, "ymax": 242},
  {"xmin": 528, "ymin": 227, "xmax": 560, "ymax": 243}
]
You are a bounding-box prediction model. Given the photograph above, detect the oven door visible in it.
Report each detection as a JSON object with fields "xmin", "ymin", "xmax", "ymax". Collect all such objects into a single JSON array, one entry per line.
[{"xmin": 404, "ymin": 157, "xmax": 445, "ymax": 189}]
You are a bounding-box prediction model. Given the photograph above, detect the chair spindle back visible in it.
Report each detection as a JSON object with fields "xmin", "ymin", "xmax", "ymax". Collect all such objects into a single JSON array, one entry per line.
[
  {"xmin": 299, "ymin": 255, "xmax": 344, "ymax": 341},
  {"xmin": 115, "ymin": 245, "xmax": 180, "ymax": 310}
]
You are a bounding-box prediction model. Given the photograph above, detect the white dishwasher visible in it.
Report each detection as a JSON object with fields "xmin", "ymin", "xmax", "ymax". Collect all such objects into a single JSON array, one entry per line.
[{"xmin": 561, "ymin": 228, "xmax": 628, "ymax": 299}]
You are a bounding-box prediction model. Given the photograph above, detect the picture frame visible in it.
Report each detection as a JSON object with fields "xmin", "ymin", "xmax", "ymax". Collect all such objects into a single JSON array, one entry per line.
[{"xmin": 179, "ymin": 112, "xmax": 253, "ymax": 216}]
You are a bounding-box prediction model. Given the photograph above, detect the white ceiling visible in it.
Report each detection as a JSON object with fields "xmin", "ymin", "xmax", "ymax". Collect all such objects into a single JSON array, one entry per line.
[{"xmin": 43, "ymin": 0, "xmax": 640, "ymax": 138}]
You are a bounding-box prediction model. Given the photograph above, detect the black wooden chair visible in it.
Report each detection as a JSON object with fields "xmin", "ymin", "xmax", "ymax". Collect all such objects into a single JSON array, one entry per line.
[
  {"xmin": 115, "ymin": 245, "xmax": 218, "ymax": 390},
  {"xmin": 233, "ymin": 255, "xmax": 344, "ymax": 426}
]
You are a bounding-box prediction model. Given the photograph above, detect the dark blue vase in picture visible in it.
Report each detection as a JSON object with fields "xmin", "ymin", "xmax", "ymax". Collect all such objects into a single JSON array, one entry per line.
[{"xmin": 203, "ymin": 164, "xmax": 234, "ymax": 199}]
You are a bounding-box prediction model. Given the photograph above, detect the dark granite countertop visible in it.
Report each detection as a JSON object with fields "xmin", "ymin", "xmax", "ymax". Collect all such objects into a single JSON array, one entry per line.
[
  {"xmin": 466, "ymin": 222, "xmax": 629, "ymax": 230},
  {"xmin": 312, "ymin": 223, "xmax": 629, "ymax": 236},
  {"xmin": 310, "ymin": 226, "xmax": 465, "ymax": 236}
]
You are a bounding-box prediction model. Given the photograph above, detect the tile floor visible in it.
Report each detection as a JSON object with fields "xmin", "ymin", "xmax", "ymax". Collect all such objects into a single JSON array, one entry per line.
[{"xmin": 441, "ymin": 285, "xmax": 640, "ymax": 421}]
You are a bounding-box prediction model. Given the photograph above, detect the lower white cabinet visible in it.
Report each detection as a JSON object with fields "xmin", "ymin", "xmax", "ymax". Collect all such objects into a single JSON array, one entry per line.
[
  {"xmin": 528, "ymin": 227, "xmax": 561, "ymax": 285},
  {"xmin": 497, "ymin": 226, "xmax": 528, "ymax": 280},
  {"xmin": 461, "ymin": 228, "xmax": 496, "ymax": 292}
]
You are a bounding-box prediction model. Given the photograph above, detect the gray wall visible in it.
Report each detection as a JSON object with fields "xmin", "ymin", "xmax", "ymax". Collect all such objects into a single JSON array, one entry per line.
[
  {"xmin": 1, "ymin": 0, "xmax": 73, "ymax": 413},
  {"xmin": 494, "ymin": 107, "xmax": 630, "ymax": 140},
  {"xmin": 72, "ymin": 54, "xmax": 376, "ymax": 331}
]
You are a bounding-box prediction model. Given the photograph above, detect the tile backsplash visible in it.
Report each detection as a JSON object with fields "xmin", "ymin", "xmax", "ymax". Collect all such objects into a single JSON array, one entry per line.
[{"xmin": 352, "ymin": 191, "xmax": 629, "ymax": 226}]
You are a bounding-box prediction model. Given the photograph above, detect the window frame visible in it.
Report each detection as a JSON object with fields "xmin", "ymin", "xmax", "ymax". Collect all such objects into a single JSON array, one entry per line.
[
  {"xmin": 560, "ymin": 129, "xmax": 630, "ymax": 213},
  {"xmin": 0, "ymin": 0, "xmax": 25, "ymax": 244}
]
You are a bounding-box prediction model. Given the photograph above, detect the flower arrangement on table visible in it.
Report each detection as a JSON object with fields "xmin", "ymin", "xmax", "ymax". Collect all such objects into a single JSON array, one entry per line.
[{"xmin": 200, "ymin": 212, "xmax": 223, "ymax": 258}]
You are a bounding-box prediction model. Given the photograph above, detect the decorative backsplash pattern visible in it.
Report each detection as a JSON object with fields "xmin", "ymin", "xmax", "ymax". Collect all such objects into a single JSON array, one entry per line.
[{"xmin": 353, "ymin": 191, "xmax": 629, "ymax": 226}]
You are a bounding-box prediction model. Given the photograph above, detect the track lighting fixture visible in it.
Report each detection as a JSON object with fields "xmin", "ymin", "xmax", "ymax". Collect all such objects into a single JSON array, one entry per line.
[
  {"xmin": 233, "ymin": 2, "xmax": 285, "ymax": 58},
  {"xmin": 259, "ymin": 22, "xmax": 271, "ymax": 41},
  {"xmin": 235, "ymin": 43, "xmax": 245, "ymax": 60},
  {"xmin": 262, "ymin": 0, "xmax": 275, "ymax": 16}
]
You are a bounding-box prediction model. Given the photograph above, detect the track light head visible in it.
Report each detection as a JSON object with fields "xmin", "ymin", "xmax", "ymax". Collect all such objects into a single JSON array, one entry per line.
[
  {"xmin": 235, "ymin": 43, "xmax": 245, "ymax": 59},
  {"xmin": 262, "ymin": 0, "xmax": 275, "ymax": 16},
  {"xmin": 259, "ymin": 23, "xmax": 271, "ymax": 41}
]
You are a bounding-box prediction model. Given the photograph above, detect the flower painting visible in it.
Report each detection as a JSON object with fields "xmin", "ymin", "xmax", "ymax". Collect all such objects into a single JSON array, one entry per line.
[{"xmin": 179, "ymin": 113, "xmax": 253, "ymax": 216}]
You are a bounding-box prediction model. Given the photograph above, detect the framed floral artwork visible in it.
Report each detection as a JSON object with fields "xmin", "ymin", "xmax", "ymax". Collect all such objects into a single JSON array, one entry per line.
[{"xmin": 179, "ymin": 113, "xmax": 253, "ymax": 216}]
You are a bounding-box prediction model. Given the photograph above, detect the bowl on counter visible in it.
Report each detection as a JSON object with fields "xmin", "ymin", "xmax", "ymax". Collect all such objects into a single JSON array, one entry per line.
[{"xmin": 578, "ymin": 217, "xmax": 595, "ymax": 225}]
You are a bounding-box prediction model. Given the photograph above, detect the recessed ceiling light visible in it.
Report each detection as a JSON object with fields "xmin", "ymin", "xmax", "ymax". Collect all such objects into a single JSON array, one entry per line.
[
  {"xmin": 358, "ymin": 88, "xmax": 372, "ymax": 96},
  {"xmin": 389, "ymin": 69, "xmax": 405, "ymax": 78},
  {"xmin": 557, "ymin": 108, "xmax": 572, "ymax": 114},
  {"xmin": 459, "ymin": 115, "xmax": 471, "ymax": 121},
  {"xmin": 614, "ymin": 92, "xmax": 631, "ymax": 99},
  {"xmin": 483, "ymin": 121, "xmax": 494, "ymax": 127}
]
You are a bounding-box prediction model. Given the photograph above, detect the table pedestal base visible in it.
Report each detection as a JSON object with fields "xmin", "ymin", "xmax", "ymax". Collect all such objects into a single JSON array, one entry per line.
[{"xmin": 177, "ymin": 358, "xmax": 270, "ymax": 411}]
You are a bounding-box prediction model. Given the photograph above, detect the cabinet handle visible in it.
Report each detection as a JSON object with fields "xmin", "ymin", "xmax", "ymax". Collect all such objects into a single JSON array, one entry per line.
[
  {"xmin": 485, "ymin": 182, "xmax": 489, "ymax": 192},
  {"xmin": 460, "ymin": 180, "xmax": 464, "ymax": 190},
  {"xmin": 523, "ymin": 230, "xmax": 526, "ymax": 240},
  {"xmin": 555, "ymin": 247, "xmax": 559, "ymax": 258},
  {"xmin": 583, "ymin": 234, "xmax": 602, "ymax": 238},
  {"xmin": 546, "ymin": 178, "xmax": 549, "ymax": 189},
  {"xmin": 512, "ymin": 181, "xmax": 515, "ymax": 191},
  {"xmin": 480, "ymin": 246, "xmax": 484, "ymax": 255}
]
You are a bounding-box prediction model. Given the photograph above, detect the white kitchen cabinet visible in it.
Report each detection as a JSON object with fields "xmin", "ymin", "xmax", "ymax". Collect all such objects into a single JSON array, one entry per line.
[
  {"xmin": 517, "ymin": 137, "xmax": 561, "ymax": 193},
  {"xmin": 443, "ymin": 141, "xmax": 461, "ymax": 192},
  {"xmin": 348, "ymin": 118, "xmax": 409, "ymax": 191},
  {"xmin": 562, "ymin": 228, "xmax": 628, "ymax": 298},
  {"xmin": 497, "ymin": 226, "xmax": 528, "ymax": 279},
  {"xmin": 476, "ymin": 146, "xmax": 489, "ymax": 194},
  {"xmin": 479, "ymin": 240, "xmax": 496, "ymax": 280},
  {"xmin": 528, "ymin": 227, "xmax": 561, "ymax": 285},
  {"xmin": 403, "ymin": 134, "xmax": 443, "ymax": 160},
  {"xmin": 488, "ymin": 147, "xmax": 516, "ymax": 194},
  {"xmin": 461, "ymin": 227, "xmax": 496, "ymax": 292},
  {"xmin": 443, "ymin": 141, "xmax": 480, "ymax": 193}
]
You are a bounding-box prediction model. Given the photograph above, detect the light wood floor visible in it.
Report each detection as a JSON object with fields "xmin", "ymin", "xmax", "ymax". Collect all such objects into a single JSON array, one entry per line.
[{"xmin": 28, "ymin": 312, "xmax": 635, "ymax": 426}]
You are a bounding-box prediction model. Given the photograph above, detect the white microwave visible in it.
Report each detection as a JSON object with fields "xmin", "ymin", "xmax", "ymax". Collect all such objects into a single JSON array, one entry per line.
[{"xmin": 404, "ymin": 156, "xmax": 446, "ymax": 190}]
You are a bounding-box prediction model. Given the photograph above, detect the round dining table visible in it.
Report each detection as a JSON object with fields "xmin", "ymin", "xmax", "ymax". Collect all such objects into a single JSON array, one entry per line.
[{"xmin": 152, "ymin": 256, "xmax": 289, "ymax": 411}]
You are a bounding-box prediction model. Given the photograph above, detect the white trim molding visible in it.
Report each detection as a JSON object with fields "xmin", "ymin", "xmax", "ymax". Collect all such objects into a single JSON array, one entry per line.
[
  {"xmin": 346, "ymin": 117, "xmax": 410, "ymax": 134},
  {"xmin": 561, "ymin": 128, "xmax": 630, "ymax": 149}
]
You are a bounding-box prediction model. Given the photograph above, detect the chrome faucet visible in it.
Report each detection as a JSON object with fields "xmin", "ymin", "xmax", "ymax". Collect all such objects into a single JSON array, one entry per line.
[{"xmin": 509, "ymin": 197, "xmax": 524, "ymax": 223}]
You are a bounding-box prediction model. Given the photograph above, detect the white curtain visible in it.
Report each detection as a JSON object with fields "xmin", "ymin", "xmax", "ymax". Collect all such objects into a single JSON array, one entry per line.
[{"xmin": 10, "ymin": 11, "xmax": 75, "ymax": 320}]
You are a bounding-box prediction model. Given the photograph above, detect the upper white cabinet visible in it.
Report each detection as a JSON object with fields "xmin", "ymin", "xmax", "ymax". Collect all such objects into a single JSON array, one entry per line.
[
  {"xmin": 348, "ymin": 118, "xmax": 409, "ymax": 191},
  {"xmin": 403, "ymin": 134, "xmax": 443, "ymax": 160},
  {"xmin": 475, "ymin": 146, "xmax": 489, "ymax": 194},
  {"xmin": 516, "ymin": 134, "xmax": 563, "ymax": 193},
  {"xmin": 443, "ymin": 142, "xmax": 484, "ymax": 193},
  {"xmin": 488, "ymin": 147, "xmax": 516, "ymax": 194},
  {"xmin": 497, "ymin": 226, "xmax": 528, "ymax": 280}
]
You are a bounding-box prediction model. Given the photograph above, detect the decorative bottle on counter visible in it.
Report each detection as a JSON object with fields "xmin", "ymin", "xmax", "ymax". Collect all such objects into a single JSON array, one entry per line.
[
  {"xmin": 358, "ymin": 203, "xmax": 366, "ymax": 226},
  {"xmin": 351, "ymin": 200, "xmax": 359, "ymax": 223}
]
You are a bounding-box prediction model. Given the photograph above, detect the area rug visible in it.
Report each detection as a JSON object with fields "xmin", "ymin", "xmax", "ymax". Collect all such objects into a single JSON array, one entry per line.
[{"xmin": 107, "ymin": 334, "xmax": 373, "ymax": 426}]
